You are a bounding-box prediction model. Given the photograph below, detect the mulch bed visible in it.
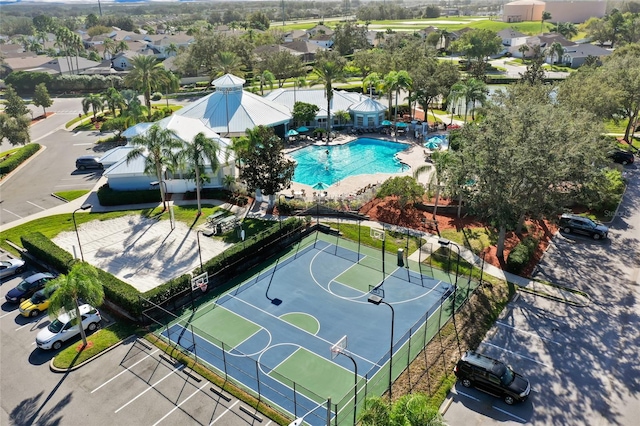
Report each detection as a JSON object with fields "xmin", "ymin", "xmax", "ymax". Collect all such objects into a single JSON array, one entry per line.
[{"xmin": 359, "ymin": 196, "xmax": 558, "ymax": 278}]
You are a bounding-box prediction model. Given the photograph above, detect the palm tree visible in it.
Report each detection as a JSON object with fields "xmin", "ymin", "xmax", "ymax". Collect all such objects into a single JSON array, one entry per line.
[
  {"xmin": 102, "ymin": 37, "xmax": 115, "ymax": 59},
  {"xmin": 548, "ymin": 41, "xmax": 565, "ymax": 65},
  {"xmin": 363, "ymin": 72, "xmax": 382, "ymax": 98},
  {"xmin": 541, "ymin": 11, "xmax": 552, "ymax": 33},
  {"xmin": 313, "ymin": 58, "xmax": 346, "ymax": 142},
  {"xmin": 414, "ymin": 151, "xmax": 453, "ymax": 218},
  {"xmin": 210, "ymin": 51, "xmax": 244, "ymax": 81},
  {"xmin": 116, "ymin": 40, "xmax": 129, "ymax": 54},
  {"xmin": 125, "ymin": 55, "xmax": 170, "ymax": 120},
  {"xmin": 552, "ymin": 22, "xmax": 578, "ymax": 40},
  {"xmin": 46, "ymin": 262, "xmax": 104, "ymax": 348},
  {"xmin": 82, "ymin": 93, "xmax": 104, "ymax": 120},
  {"xmin": 165, "ymin": 42, "xmax": 178, "ymax": 58},
  {"xmin": 71, "ymin": 33, "xmax": 83, "ymax": 75},
  {"xmin": 126, "ymin": 125, "xmax": 181, "ymax": 210},
  {"xmin": 102, "ymin": 87, "xmax": 125, "ymax": 118},
  {"xmin": 256, "ymin": 70, "xmax": 275, "ymax": 95},
  {"xmin": 161, "ymin": 70, "xmax": 180, "ymax": 108},
  {"xmin": 334, "ymin": 110, "xmax": 351, "ymax": 127},
  {"xmin": 182, "ymin": 132, "xmax": 221, "ymax": 215},
  {"xmin": 359, "ymin": 394, "xmax": 445, "ymax": 426},
  {"xmin": 518, "ymin": 44, "xmax": 530, "ymax": 61},
  {"xmin": 223, "ymin": 174, "xmax": 236, "ymax": 193},
  {"xmin": 226, "ymin": 136, "xmax": 251, "ymax": 171},
  {"xmin": 449, "ymin": 78, "xmax": 486, "ymax": 122}
]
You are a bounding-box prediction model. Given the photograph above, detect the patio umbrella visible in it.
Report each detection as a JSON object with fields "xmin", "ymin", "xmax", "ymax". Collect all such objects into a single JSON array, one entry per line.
[
  {"xmin": 296, "ymin": 126, "xmax": 309, "ymax": 133},
  {"xmin": 425, "ymin": 140, "xmax": 440, "ymax": 150},
  {"xmin": 381, "ymin": 120, "xmax": 392, "ymax": 126},
  {"xmin": 286, "ymin": 129, "xmax": 299, "ymax": 137},
  {"xmin": 312, "ymin": 182, "xmax": 329, "ymax": 190},
  {"xmin": 396, "ymin": 122, "xmax": 408, "ymax": 129}
]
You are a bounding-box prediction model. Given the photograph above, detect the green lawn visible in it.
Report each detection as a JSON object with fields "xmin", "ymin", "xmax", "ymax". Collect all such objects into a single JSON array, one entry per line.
[
  {"xmin": 53, "ymin": 321, "xmax": 139, "ymax": 369},
  {"xmin": 53, "ymin": 190, "xmax": 90, "ymax": 202}
]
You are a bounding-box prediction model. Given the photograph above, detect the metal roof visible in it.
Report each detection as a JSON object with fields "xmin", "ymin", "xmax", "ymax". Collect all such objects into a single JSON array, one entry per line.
[
  {"xmin": 176, "ymin": 86, "xmax": 292, "ymax": 136},
  {"xmin": 265, "ymin": 89, "xmax": 385, "ymax": 117}
]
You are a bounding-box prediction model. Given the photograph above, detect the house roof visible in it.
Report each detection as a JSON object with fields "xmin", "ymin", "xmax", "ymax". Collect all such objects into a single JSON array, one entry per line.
[
  {"xmin": 349, "ymin": 97, "xmax": 387, "ymax": 113},
  {"xmin": 284, "ymin": 30, "xmax": 308, "ymax": 39},
  {"xmin": 537, "ymin": 33, "xmax": 575, "ymax": 47},
  {"xmin": 2, "ymin": 55, "xmax": 53, "ymax": 72},
  {"xmin": 283, "ymin": 40, "xmax": 326, "ymax": 54},
  {"xmin": 176, "ymin": 75, "xmax": 292, "ymax": 136},
  {"xmin": 497, "ymin": 29, "xmax": 527, "ymax": 39},
  {"xmin": 563, "ymin": 43, "xmax": 612, "ymax": 58},
  {"xmin": 265, "ymin": 89, "xmax": 383, "ymax": 117},
  {"xmin": 254, "ymin": 44, "xmax": 300, "ymax": 57},
  {"xmin": 307, "ymin": 24, "xmax": 334, "ymax": 36}
]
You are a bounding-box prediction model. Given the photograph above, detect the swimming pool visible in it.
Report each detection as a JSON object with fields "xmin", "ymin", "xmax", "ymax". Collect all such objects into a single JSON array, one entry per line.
[{"xmin": 290, "ymin": 138, "xmax": 409, "ymax": 187}]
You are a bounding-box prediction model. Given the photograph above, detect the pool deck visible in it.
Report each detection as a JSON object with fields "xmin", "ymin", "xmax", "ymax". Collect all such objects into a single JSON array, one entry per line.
[{"xmin": 283, "ymin": 132, "xmax": 443, "ymax": 200}]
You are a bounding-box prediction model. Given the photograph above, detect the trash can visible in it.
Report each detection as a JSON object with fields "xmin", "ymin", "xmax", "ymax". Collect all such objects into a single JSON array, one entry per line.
[{"xmin": 397, "ymin": 248, "xmax": 404, "ymax": 267}]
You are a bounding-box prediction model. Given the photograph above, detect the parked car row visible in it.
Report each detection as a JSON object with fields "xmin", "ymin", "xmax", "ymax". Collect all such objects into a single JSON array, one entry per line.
[{"xmin": 4, "ymin": 271, "xmax": 101, "ymax": 350}]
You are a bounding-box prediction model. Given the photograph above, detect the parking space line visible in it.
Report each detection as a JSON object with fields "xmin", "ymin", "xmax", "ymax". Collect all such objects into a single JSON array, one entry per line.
[
  {"xmin": 114, "ymin": 364, "xmax": 184, "ymax": 413},
  {"xmin": 92, "ymin": 349, "xmax": 160, "ymax": 393},
  {"xmin": 209, "ymin": 400, "xmax": 239, "ymax": 425},
  {"xmin": 151, "ymin": 380, "xmax": 209, "ymax": 426},
  {"xmin": 454, "ymin": 390, "xmax": 480, "ymax": 401},
  {"xmin": 496, "ymin": 321, "xmax": 562, "ymax": 345},
  {"xmin": 0, "ymin": 311, "xmax": 16, "ymax": 319},
  {"xmin": 2, "ymin": 209, "xmax": 22, "ymax": 219},
  {"xmin": 492, "ymin": 405, "xmax": 526, "ymax": 422},
  {"xmin": 26, "ymin": 201, "xmax": 46, "ymax": 210},
  {"xmin": 15, "ymin": 320, "xmax": 42, "ymax": 331},
  {"xmin": 481, "ymin": 342, "xmax": 550, "ymax": 367}
]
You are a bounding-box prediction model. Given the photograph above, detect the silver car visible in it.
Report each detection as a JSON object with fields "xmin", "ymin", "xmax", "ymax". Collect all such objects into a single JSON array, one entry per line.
[{"xmin": 0, "ymin": 258, "xmax": 26, "ymax": 279}]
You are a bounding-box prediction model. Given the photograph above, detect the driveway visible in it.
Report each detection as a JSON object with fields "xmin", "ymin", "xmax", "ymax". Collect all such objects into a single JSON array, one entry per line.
[{"xmin": 443, "ymin": 163, "xmax": 640, "ymax": 425}]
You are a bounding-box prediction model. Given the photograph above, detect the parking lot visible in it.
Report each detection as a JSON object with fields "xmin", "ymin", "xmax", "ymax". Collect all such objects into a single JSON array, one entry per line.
[
  {"xmin": 0, "ymin": 263, "xmax": 273, "ymax": 426},
  {"xmin": 442, "ymin": 165, "xmax": 640, "ymax": 426}
]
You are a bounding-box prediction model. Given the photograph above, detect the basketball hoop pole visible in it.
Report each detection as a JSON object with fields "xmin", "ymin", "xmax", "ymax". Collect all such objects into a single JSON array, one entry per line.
[{"xmin": 332, "ymin": 349, "xmax": 358, "ymax": 426}]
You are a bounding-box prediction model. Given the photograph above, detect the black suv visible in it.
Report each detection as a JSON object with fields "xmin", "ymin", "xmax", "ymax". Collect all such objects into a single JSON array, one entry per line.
[
  {"xmin": 75, "ymin": 156, "xmax": 103, "ymax": 170},
  {"xmin": 559, "ymin": 213, "xmax": 608, "ymax": 240},
  {"xmin": 454, "ymin": 351, "xmax": 530, "ymax": 405},
  {"xmin": 608, "ymin": 150, "xmax": 635, "ymax": 165}
]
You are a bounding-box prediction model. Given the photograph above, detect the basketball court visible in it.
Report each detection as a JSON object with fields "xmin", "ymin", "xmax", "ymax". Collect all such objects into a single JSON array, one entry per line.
[{"xmin": 149, "ymin": 230, "xmax": 478, "ymax": 425}]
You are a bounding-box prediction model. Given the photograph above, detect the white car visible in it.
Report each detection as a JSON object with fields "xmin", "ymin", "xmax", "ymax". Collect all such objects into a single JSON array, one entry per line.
[
  {"xmin": 0, "ymin": 258, "xmax": 26, "ymax": 279},
  {"xmin": 36, "ymin": 304, "xmax": 101, "ymax": 350}
]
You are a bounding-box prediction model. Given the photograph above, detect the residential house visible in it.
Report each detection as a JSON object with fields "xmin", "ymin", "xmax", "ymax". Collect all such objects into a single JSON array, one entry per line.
[
  {"xmin": 283, "ymin": 30, "xmax": 309, "ymax": 43},
  {"xmin": 497, "ymin": 28, "xmax": 528, "ymax": 47},
  {"xmin": 308, "ymin": 34, "xmax": 334, "ymax": 49},
  {"xmin": 306, "ymin": 24, "xmax": 334, "ymax": 37},
  {"xmin": 282, "ymin": 40, "xmax": 327, "ymax": 62},
  {"xmin": 562, "ymin": 43, "xmax": 611, "ymax": 68}
]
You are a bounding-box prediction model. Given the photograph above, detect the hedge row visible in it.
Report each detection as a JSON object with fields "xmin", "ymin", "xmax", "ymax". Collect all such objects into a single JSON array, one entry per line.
[
  {"xmin": 21, "ymin": 232, "xmax": 142, "ymax": 315},
  {"xmin": 505, "ymin": 236, "xmax": 538, "ymax": 274},
  {"xmin": 0, "ymin": 143, "xmax": 40, "ymax": 175},
  {"xmin": 97, "ymin": 184, "xmax": 162, "ymax": 206}
]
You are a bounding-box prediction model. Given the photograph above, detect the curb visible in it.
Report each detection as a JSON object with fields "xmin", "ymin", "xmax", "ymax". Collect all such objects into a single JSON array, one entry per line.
[
  {"xmin": 49, "ymin": 333, "xmax": 136, "ymax": 373},
  {"xmin": 439, "ymin": 396, "xmax": 454, "ymax": 415}
]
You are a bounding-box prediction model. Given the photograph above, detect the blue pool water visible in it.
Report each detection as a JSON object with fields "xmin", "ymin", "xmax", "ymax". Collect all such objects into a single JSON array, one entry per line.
[{"xmin": 291, "ymin": 138, "xmax": 409, "ymax": 187}]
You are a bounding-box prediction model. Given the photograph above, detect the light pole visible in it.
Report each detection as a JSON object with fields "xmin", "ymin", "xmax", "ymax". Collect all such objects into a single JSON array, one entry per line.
[
  {"xmin": 72, "ymin": 203, "xmax": 92, "ymax": 262},
  {"xmin": 368, "ymin": 294, "xmax": 395, "ymax": 401},
  {"xmin": 196, "ymin": 230, "xmax": 204, "ymax": 272},
  {"xmin": 438, "ymin": 239, "xmax": 461, "ymax": 355}
]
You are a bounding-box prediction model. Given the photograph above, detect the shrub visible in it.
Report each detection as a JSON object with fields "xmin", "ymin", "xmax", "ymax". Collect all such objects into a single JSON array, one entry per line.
[
  {"xmin": 5, "ymin": 71, "xmax": 52, "ymax": 94},
  {"xmin": 97, "ymin": 184, "xmax": 162, "ymax": 206},
  {"xmin": 0, "ymin": 143, "xmax": 40, "ymax": 175},
  {"xmin": 21, "ymin": 232, "xmax": 75, "ymax": 274},
  {"xmin": 151, "ymin": 92, "xmax": 162, "ymax": 101},
  {"xmin": 505, "ymin": 236, "xmax": 537, "ymax": 274}
]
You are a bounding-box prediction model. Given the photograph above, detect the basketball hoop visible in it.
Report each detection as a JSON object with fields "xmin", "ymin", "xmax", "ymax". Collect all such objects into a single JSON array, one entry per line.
[
  {"xmin": 330, "ymin": 335, "xmax": 348, "ymax": 360},
  {"xmin": 191, "ymin": 272, "xmax": 209, "ymax": 293}
]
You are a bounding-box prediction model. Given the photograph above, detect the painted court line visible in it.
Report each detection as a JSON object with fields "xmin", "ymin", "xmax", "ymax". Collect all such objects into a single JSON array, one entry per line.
[
  {"xmin": 114, "ymin": 364, "xmax": 184, "ymax": 413},
  {"xmin": 496, "ymin": 321, "xmax": 562, "ymax": 345},
  {"xmin": 26, "ymin": 201, "xmax": 46, "ymax": 210},
  {"xmin": 270, "ymin": 347, "xmax": 300, "ymax": 372},
  {"xmin": 226, "ymin": 294, "xmax": 380, "ymax": 368},
  {"xmin": 492, "ymin": 405, "xmax": 526, "ymax": 422},
  {"xmin": 209, "ymin": 400, "xmax": 239, "ymax": 425},
  {"xmin": 152, "ymin": 380, "xmax": 209, "ymax": 426},
  {"xmin": 481, "ymin": 342, "xmax": 550, "ymax": 367},
  {"xmin": 92, "ymin": 349, "xmax": 160, "ymax": 393}
]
